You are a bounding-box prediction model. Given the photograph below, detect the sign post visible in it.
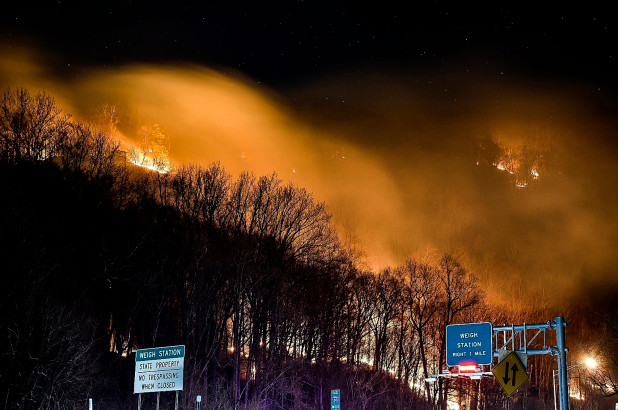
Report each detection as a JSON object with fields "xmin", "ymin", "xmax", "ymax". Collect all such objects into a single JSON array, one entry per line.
[
  {"xmin": 446, "ymin": 322, "xmax": 493, "ymax": 367},
  {"xmin": 331, "ymin": 389, "xmax": 341, "ymax": 410}
]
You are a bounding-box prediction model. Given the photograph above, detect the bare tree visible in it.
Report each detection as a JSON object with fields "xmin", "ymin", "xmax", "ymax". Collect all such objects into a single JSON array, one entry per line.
[
  {"xmin": 402, "ymin": 259, "xmax": 441, "ymax": 403},
  {"xmin": 368, "ymin": 268, "xmax": 402, "ymax": 372},
  {"xmin": 2, "ymin": 301, "xmax": 98, "ymax": 409},
  {"xmin": 436, "ymin": 254, "xmax": 483, "ymax": 410},
  {"xmin": 588, "ymin": 313, "xmax": 618, "ymax": 397},
  {"xmin": 0, "ymin": 88, "xmax": 71, "ymax": 163}
]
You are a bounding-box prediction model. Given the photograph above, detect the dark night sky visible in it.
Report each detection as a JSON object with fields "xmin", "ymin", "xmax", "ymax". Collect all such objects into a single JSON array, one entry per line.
[{"xmin": 2, "ymin": 1, "xmax": 617, "ymax": 89}]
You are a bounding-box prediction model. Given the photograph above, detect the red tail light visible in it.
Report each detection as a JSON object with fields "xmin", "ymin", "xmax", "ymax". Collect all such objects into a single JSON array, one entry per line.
[{"xmin": 459, "ymin": 364, "xmax": 477, "ymax": 373}]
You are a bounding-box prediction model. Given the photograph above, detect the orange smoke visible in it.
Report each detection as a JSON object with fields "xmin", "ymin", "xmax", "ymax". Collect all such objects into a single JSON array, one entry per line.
[{"xmin": 2, "ymin": 45, "xmax": 618, "ymax": 307}]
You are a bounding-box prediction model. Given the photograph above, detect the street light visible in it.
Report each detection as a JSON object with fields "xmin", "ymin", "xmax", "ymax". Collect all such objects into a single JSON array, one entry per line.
[
  {"xmin": 584, "ymin": 357, "xmax": 597, "ymax": 369},
  {"xmin": 553, "ymin": 357, "xmax": 597, "ymax": 410}
]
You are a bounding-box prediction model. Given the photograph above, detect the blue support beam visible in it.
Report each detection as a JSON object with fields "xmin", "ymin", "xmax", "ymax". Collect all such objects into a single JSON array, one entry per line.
[{"xmin": 556, "ymin": 317, "xmax": 569, "ymax": 410}]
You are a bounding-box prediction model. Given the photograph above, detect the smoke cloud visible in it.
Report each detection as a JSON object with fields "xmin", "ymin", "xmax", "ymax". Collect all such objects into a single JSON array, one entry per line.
[{"xmin": 2, "ymin": 46, "xmax": 617, "ymax": 307}]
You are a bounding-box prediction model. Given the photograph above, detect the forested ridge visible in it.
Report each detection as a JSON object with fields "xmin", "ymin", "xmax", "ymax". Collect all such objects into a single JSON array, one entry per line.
[{"xmin": 0, "ymin": 89, "xmax": 603, "ymax": 409}]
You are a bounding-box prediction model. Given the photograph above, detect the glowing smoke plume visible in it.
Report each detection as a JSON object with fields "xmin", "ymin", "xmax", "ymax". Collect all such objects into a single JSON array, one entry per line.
[{"xmin": 2, "ymin": 46, "xmax": 618, "ymax": 307}]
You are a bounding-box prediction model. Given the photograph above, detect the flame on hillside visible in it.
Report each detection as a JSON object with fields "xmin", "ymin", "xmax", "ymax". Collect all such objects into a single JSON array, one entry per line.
[
  {"xmin": 128, "ymin": 148, "xmax": 171, "ymax": 174},
  {"xmin": 98, "ymin": 105, "xmax": 172, "ymax": 173},
  {"xmin": 515, "ymin": 180, "xmax": 528, "ymax": 188},
  {"xmin": 488, "ymin": 143, "xmax": 544, "ymax": 188}
]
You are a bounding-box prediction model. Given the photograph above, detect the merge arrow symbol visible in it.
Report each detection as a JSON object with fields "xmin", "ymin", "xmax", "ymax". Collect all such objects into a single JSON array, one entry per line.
[
  {"xmin": 502, "ymin": 361, "xmax": 511, "ymax": 385},
  {"xmin": 511, "ymin": 363, "xmax": 519, "ymax": 386}
]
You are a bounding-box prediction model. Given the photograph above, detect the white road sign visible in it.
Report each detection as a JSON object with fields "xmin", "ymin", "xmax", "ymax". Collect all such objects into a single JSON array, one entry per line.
[{"xmin": 134, "ymin": 345, "xmax": 185, "ymax": 393}]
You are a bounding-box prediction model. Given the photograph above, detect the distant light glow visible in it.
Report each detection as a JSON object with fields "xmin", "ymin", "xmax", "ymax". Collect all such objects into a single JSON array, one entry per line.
[
  {"xmin": 569, "ymin": 391, "xmax": 584, "ymax": 400},
  {"xmin": 359, "ymin": 355, "xmax": 374, "ymax": 366},
  {"xmin": 584, "ymin": 357, "xmax": 597, "ymax": 369}
]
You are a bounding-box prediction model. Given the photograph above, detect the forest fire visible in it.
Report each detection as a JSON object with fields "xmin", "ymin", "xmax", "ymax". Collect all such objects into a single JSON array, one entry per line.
[
  {"xmin": 515, "ymin": 180, "xmax": 528, "ymax": 188},
  {"xmin": 4, "ymin": 48, "xmax": 617, "ymax": 313},
  {"xmin": 128, "ymin": 147, "xmax": 171, "ymax": 174},
  {"xmin": 2, "ymin": 0, "xmax": 618, "ymax": 404},
  {"xmin": 1, "ymin": 50, "xmax": 618, "ymax": 410},
  {"xmin": 490, "ymin": 146, "xmax": 542, "ymax": 189}
]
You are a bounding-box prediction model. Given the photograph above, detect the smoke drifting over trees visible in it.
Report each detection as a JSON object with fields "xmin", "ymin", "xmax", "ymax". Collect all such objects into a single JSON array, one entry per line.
[
  {"xmin": 1, "ymin": 85, "xmax": 616, "ymax": 408},
  {"xmin": 2, "ymin": 49, "xmax": 617, "ymax": 310},
  {"xmin": 0, "ymin": 89, "xmax": 537, "ymax": 408}
]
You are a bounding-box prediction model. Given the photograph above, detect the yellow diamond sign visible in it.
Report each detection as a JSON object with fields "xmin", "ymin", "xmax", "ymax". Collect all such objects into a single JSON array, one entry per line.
[{"xmin": 492, "ymin": 351, "xmax": 529, "ymax": 397}]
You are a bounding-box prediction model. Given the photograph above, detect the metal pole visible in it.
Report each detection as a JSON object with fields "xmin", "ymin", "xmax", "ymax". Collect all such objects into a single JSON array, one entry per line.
[
  {"xmin": 138, "ymin": 393, "xmax": 142, "ymax": 410},
  {"xmin": 156, "ymin": 391, "xmax": 160, "ymax": 410},
  {"xmin": 175, "ymin": 391, "xmax": 179, "ymax": 410},
  {"xmin": 89, "ymin": 398, "xmax": 93, "ymax": 410},
  {"xmin": 511, "ymin": 323, "xmax": 515, "ymax": 351},
  {"xmin": 553, "ymin": 370, "xmax": 557, "ymax": 410},
  {"xmin": 556, "ymin": 317, "xmax": 569, "ymax": 410}
]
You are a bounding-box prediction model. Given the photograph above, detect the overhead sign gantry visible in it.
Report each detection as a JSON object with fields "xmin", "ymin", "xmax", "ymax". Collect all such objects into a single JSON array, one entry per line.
[{"xmin": 428, "ymin": 317, "xmax": 570, "ymax": 410}]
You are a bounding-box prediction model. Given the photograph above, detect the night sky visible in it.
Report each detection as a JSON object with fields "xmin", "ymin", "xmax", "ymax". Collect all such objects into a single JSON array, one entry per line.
[
  {"xmin": 2, "ymin": 2, "xmax": 618, "ymax": 308},
  {"xmin": 2, "ymin": 2, "xmax": 617, "ymax": 87}
]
